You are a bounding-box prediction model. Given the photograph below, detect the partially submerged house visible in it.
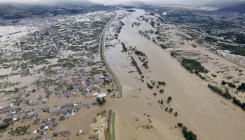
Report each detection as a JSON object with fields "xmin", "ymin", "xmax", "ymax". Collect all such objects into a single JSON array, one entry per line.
[
  {"xmin": 97, "ymin": 93, "xmax": 107, "ymax": 98},
  {"xmin": 85, "ymin": 93, "xmax": 94, "ymax": 98}
]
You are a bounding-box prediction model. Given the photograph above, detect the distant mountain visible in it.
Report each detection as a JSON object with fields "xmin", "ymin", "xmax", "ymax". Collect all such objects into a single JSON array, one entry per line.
[
  {"xmin": 0, "ymin": 2, "xmax": 114, "ymax": 20},
  {"xmin": 108, "ymin": 1, "xmax": 147, "ymax": 7},
  {"xmin": 218, "ymin": 3, "xmax": 245, "ymax": 13},
  {"xmin": 36, "ymin": 0, "xmax": 97, "ymax": 7},
  {"xmin": 205, "ymin": 2, "xmax": 236, "ymax": 8},
  {"xmin": 0, "ymin": 3, "xmax": 50, "ymax": 19},
  {"xmin": 126, "ymin": 1, "xmax": 147, "ymax": 6}
]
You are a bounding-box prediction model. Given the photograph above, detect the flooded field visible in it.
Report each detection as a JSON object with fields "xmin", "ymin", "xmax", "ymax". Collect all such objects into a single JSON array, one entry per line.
[{"xmin": 104, "ymin": 9, "xmax": 245, "ymax": 140}]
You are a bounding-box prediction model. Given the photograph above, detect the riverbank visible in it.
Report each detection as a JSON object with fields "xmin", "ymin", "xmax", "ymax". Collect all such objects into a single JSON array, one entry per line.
[
  {"xmin": 104, "ymin": 9, "xmax": 245, "ymax": 140},
  {"xmin": 100, "ymin": 13, "xmax": 122, "ymax": 98}
]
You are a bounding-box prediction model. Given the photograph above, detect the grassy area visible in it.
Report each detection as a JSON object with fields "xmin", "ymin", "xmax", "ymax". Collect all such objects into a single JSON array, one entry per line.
[
  {"xmin": 105, "ymin": 110, "xmax": 115, "ymax": 140},
  {"xmin": 8, "ymin": 124, "xmax": 31, "ymax": 136}
]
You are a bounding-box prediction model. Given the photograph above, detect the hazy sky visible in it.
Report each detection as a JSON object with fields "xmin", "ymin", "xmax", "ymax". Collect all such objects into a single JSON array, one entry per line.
[{"xmin": 0, "ymin": 0, "xmax": 244, "ymax": 5}]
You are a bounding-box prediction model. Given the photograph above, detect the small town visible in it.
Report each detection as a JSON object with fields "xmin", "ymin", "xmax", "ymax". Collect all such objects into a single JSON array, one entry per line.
[{"xmin": 0, "ymin": 10, "xmax": 117, "ymax": 140}]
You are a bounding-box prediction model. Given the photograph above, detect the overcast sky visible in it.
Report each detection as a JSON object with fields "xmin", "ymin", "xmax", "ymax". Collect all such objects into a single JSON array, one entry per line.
[{"xmin": 0, "ymin": 0, "xmax": 244, "ymax": 6}]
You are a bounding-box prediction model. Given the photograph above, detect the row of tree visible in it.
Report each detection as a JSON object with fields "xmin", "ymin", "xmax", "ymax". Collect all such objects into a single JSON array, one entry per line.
[
  {"xmin": 131, "ymin": 56, "xmax": 142, "ymax": 75},
  {"xmin": 160, "ymin": 44, "xmax": 167, "ymax": 49},
  {"xmin": 208, "ymin": 84, "xmax": 245, "ymax": 110},
  {"xmin": 177, "ymin": 123, "xmax": 197, "ymax": 140},
  {"xmin": 237, "ymin": 83, "xmax": 245, "ymax": 91},
  {"xmin": 208, "ymin": 84, "xmax": 232, "ymax": 100},
  {"xmin": 135, "ymin": 50, "xmax": 145, "ymax": 56},
  {"xmin": 147, "ymin": 83, "xmax": 153, "ymax": 89},
  {"xmin": 182, "ymin": 126, "xmax": 197, "ymax": 140},
  {"xmin": 221, "ymin": 80, "xmax": 236, "ymax": 88},
  {"xmin": 232, "ymin": 97, "xmax": 245, "ymax": 110},
  {"xmin": 158, "ymin": 81, "xmax": 166, "ymax": 86}
]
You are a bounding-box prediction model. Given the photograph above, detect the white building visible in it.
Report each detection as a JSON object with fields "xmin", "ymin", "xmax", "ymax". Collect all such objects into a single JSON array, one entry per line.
[{"xmin": 97, "ymin": 93, "xmax": 107, "ymax": 98}]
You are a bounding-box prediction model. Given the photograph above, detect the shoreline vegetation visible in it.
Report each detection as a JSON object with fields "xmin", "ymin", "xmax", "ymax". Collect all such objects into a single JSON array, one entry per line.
[
  {"xmin": 170, "ymin": 50, "xmax": 245, "ymax": 111},
  {"xmin": 178, "ymin": 123, "xmax": 197, "ymax": 140},
  {"xmin": 208, "ymin": 84, "xmax": 245, "ymax": 110}
]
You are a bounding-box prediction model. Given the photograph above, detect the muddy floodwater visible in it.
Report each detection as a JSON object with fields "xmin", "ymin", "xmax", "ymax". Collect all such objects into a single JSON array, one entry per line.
[
  {"xmin": 104, "ymin": 9, "xmax": 245, "ymax": 140},
  {"xmin": 1, "ymin": 8, "xmax": 245, "ymax": 140}
]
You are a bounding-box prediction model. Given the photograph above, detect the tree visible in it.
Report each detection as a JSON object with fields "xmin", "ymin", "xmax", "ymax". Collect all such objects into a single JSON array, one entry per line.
[
  {"xmin": 9, "ymin": 120, "xmax": 14, "ymax": 125},
  {"xmin": 182, "ymin": 126, "xmax": 197, "ymax": 140},
  {"xmin": 167, "ymin": 96, "xmax": 172, "ymax": 103},
  {"xmin": 160, "ymin": 89, "xmax": 164, "ymax": 93},
  {"xmin": 102, "ymin": 97, "xmax": 106, "ymax": 103},
  {"xmin": 122, "ymin": 43, "xmax": 127, "ymax": 52},
  {"xmin": 107, "ymin": 89, "xmax": 112, "ymax": 92},
  {"xmin": 0, "ymin": 123, "xmax": 9, "ymax": 131},
  {"xmin": 178, "ymin": 123, "xmax": 183, "ymax": 127},
  {"xmin": 97, "ymin": 98, "xmax": 103, "ymax": 106},
  {"xmin": 165, "ymin": 107, "xmax": 168, "ymax": 111},
  {"xmin": 221, "ymin": 80, "xmax": 226, "ymax": 85},
  {"xmin": 160, "ymin": 44, "xmax": 167, "ymax": 49},
  {"xmin": 160, "ymin": 100, "xmax": 163, "ymax": 104},
  {"xmin": 169, "ymin": 108, "xmax": 173, "ymax": 112},
  {"xmin": 97, "ymin": 97, "xmax": 106, "ymax": 106},
  {"xmin": 14, "ymin": 87, "xmax": 19, "ymax": 92},
  {"xmin": 175, "ymin": 112, "xmax": 178, "ymax": 116},
  {"xmin": 168, "ymin": 96, "xmax": 172, "ymax": 100}
]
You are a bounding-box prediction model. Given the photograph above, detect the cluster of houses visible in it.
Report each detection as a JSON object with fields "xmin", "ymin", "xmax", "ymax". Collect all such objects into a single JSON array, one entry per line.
[
  {"xmin": 85, "ymin": 92, "xmax": 107, "ymax": 98},
  {"xmin": 36, "ymin": 101, "xmax": 98, "ymax": 135},
  {"xmin": 0, "ymin": 104, "xmax": 38, "ymax": 127},
  {"xmin": 0, "ymin": 105, "xmax": 37, "ymax": 120},
  {"xmin": 34, "ymin": 135, "xmax": 52, "ymax": 140},
  {"xmin": 14, "ymin": 91, "xmax": 41, "ymax": 106},
  {"xmin": 53, "ymin": 67, "xmax": 114, "ymax": 99},
  {"xmin": 216, "ymin": 50, "xmax": 231, "ymax": 57},
  {"xmin": 11, "ymin": 67, "xmax": 113, "ymax": 104},
  {"xmin": 216, "ymin": 50, "xmax": 245, "ymax": 66},
  {"xmin": 0, "ymin": 53, "xmax": 115, "ymax": 136},
  {"xmin": 0, "ymin": 11, "xmax": 119, "ymax": 140},
  {"xmin": 0, "ymin": 84, "xmax": 109, "ymax": 137},
  {"xmin": 35, "ymin": 118, "xmax": 58, "ymax": 135}
]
